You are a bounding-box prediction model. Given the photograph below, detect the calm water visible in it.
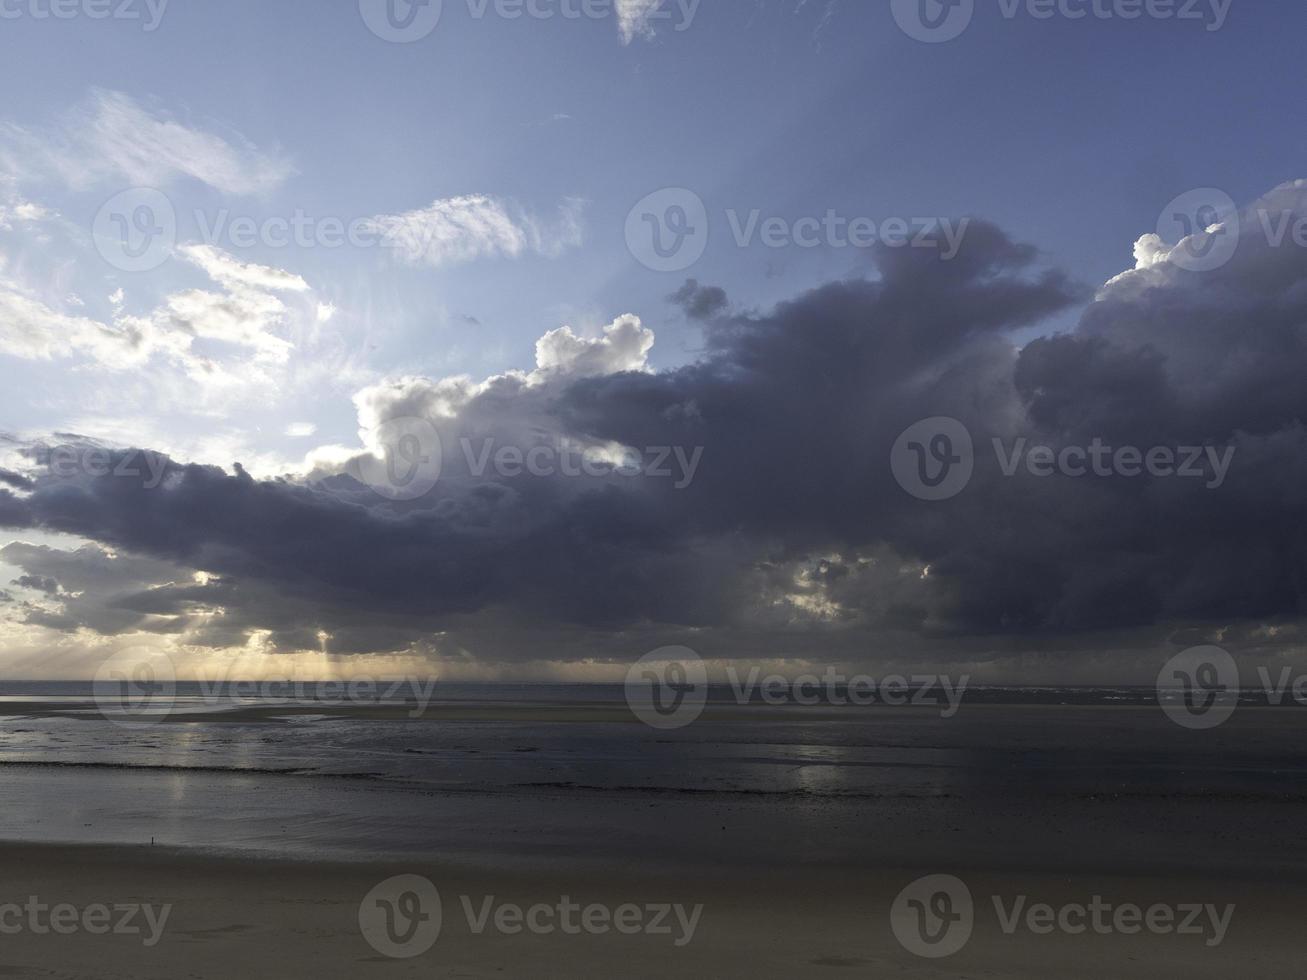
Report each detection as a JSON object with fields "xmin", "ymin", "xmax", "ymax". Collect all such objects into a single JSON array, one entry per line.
[{"xmin": 1, "ymin": 683, "xmax": 1305, "ymax": 876}]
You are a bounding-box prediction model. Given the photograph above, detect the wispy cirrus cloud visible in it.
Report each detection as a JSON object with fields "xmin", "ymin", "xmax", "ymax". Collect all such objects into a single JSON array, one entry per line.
[
  {"xmin": 0, "ymin": 286, "xmax": 129, "ymax": 364},
  {"xmin": 364, "ymin": 194, "xmax": 584, "ymax": 269},
  {"xmin": 0, "ymin": 89, "xmax": 293, "ymax": 196},
  {"xmin": 0, "ymin": 243, "xmax": 310, "ymax": 382},
  {"xmin": 0, "ymin": 200, "xmax": 53, "ymax": 230},
  {"xmin": 178, "ymin": 243, "xmax": 310, "ymax": 294}
]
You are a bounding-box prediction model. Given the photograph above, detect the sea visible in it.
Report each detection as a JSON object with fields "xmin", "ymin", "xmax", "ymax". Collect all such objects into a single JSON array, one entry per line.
[{"xmin": 0, "ymin": 682, "xmax": 1304, "ymax": 878}]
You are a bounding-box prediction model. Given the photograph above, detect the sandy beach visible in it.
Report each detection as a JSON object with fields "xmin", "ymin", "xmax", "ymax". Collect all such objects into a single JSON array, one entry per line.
[{"xmin": 0, "ymin": 842, "xmax": 1301, "ymax": 979}]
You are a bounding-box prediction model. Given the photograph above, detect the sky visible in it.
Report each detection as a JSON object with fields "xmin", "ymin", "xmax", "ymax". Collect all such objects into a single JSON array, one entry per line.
[{"xmin": 1, "ymin": 0, "xmax": 1306, "ymax": 680}]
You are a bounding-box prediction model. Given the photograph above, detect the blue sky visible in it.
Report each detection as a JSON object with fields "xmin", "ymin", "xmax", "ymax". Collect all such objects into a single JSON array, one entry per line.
[
  {"xmin": 2, "ymin": 0, "xmax": 1307, "ymax": 678},
  {"xmin": 1, "ymin": 0, "xmax": 1299, "ymax": 469}
]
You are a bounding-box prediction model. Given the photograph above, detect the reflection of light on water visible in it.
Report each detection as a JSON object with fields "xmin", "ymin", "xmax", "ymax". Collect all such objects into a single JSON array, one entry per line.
[
  {"xmin": 0, "ymin": 720, "xmax": 65, "ymax": 761},
  {"xmin": 791, "ymin": 744, "xmax": 861, "ymax": 796},
  {"xmin": 167, "ymin": 768, "xmax": 189, "ymax": 806},
  {"xmin": 159, "ymin": 727, "xmax": 203, "ymax": 781},
  {"xmin": 793, "ymin": 764, "xmax": 849, "ymax": 795}
]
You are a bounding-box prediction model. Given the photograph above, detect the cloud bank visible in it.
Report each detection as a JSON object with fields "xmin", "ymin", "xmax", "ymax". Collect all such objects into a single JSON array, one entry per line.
[{"xmin": 5, "ymin": 182, "xmax": 1307, "ymax": 672}]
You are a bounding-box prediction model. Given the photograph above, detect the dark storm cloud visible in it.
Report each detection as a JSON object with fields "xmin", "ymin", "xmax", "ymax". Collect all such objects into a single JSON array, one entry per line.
[
  {"xmin": 0, "ymin": 468, "xmax": 33, "ymax": 491},
  {"xmin": 12, "ymin": 574, "xmax": 59, "ymax": 594},
  {"xmin": 671, "ymin": 279, "xmax": 729, "ymax": 319},
  {"xmin": 5, "ymin": 185, "xmax": 1307, "ymax": 657},
  {"xmin": 1, "ymin": 220, "xmax": 1073, "ymax": 643},
  {"xmin": 0, "ymin": 489, "xmax": 31, "ymax": 529}
]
